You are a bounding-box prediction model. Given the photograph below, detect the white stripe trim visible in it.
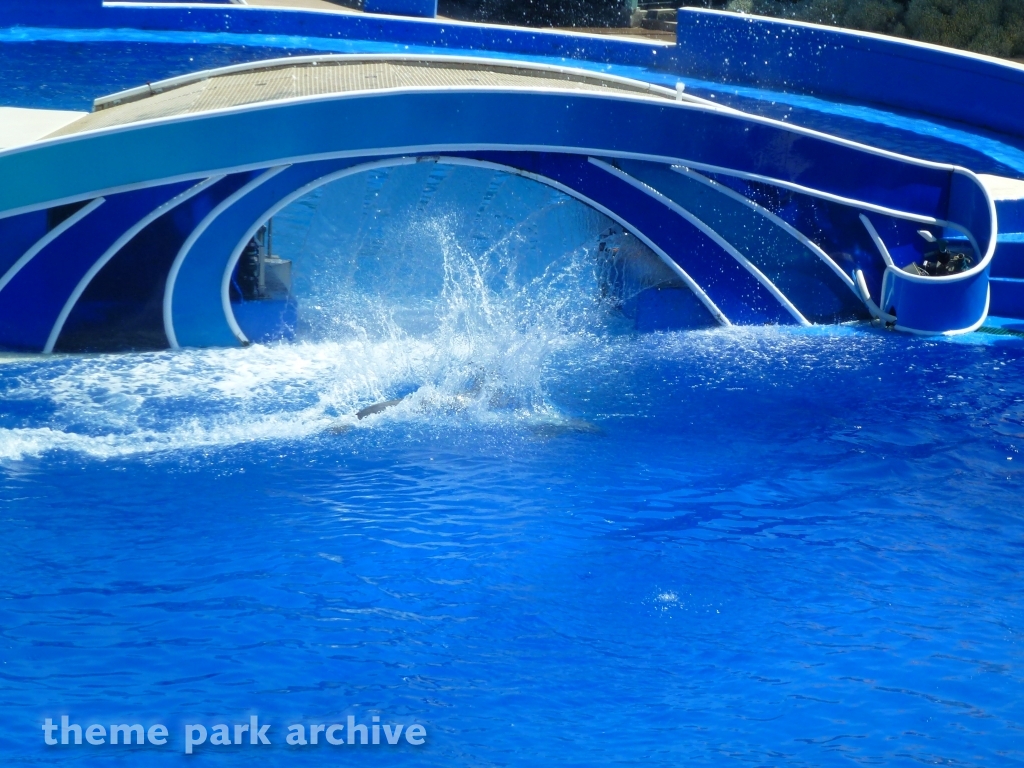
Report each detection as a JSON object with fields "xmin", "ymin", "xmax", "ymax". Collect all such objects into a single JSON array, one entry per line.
[
  {"xmin": 164, "ymin": 166, "xmax": 288, "ymax": 349},
  {"xmin": 2, "ymin": 69, "xmax": 994, "ymax": 281},
  {"xmin": 216, "ymin": 154, "xmax": 729, "ymax": 344},
  {"xmin": 677, "ymin": 160, "xmax": 997, "ymax": 282},
  {"xmin": 5, "ymin": 61, "xmax": 970, "ymax": 176},
  {"xmin": 590, "ymin": 158, "xmax": 810, "ymax": 326},
  {"xmin": 0, "ymin": 142, "xmax": 765, "ymax": 222},
  {"xmin": 859, "ymin": 213, "xmax": 896, "ymax": 268},
  {"xmin": 44, "ymin": 176, "xmax": 223, "ymax": 354},
  {"xmin": 673, "ymin": 158, "xmax": 952, "ymax": 232},
  {"xmin": 671, "ymin": 165, "xmax": 859, "ymax": 294},
  {"xmin": 215, "ymin": 155, "xmax": 728, "ymax": 344},
  {"xmin": 854, "ymin": 269, "xmax": 896, "ymax": 324},
  {"xmin": 855, "ymin": 224, "xmax": 990, "ymax": 334},
  {"xmin": 0, "ymin": 86, "xmax": 733, "ymax": 165},
  {"xmin": 218, "ymin": 159, "xmax": 419, "ymax": 345},
  {"xmin": 0, "ymin": 198, "xmax": 106, "ymax": 297},
  {"xmin": 435, "ymin": 157, "xmax": 731, "ymax": 326},
  {"xmin": 0, "ymin": 137, "xmax": 981, "ymax": 250}
]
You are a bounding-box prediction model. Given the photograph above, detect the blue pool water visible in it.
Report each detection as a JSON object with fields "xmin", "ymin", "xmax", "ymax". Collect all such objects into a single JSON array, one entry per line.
[
  {"xmin": 2, "ymin": 28, "xmax": 1024, "ymax": 768},
  {"xmin": 2, "ymin": 324, "xmax": 1023, "ymax": 766}
]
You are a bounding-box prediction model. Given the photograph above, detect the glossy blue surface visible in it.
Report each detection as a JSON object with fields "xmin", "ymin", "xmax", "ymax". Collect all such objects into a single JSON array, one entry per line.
[
  {"xmin": 2, "ymin": 87, "xmax": 969, "ymax": 217},
  {"xmin": 3, "ymin": 27, "xmax": 1022, "ymax": 182},
  {"xmin": 1, "ymin": 24, "xmax": 1024, "ymax": 767},
  {"xmin": 0, "ymin": 182, "xmax": 194, "ymax": 352},
  {"xmin": 1, "ymin": 324, "xmax": 1023, "ymax": 766},
  {"xmin": 364, "ymin": 0, "xmax": 438, "ymax": 20},
  {"xmin": 0, "ymin": 38, "xmax": 1000, "ymax": 342},
  {"xmin": 674, "ymin": 9, "xmax": 1024, "ymax": 144},
  {"xmin": 2, "ymin": 38, "xmax": 1003, "ymax": 341}
]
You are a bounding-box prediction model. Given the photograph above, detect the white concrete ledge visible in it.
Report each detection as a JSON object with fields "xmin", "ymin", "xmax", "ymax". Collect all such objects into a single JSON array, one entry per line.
[
  {"xmin": 979, "ymin": 174, "xmax": 1024, "ymax": 201},
  {"xmin": 0, "ymin": 108, "xmax": 87, "ymax": 150}
]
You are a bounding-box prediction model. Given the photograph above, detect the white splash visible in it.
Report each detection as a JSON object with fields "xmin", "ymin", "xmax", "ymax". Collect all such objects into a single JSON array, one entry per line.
[{"xmin": 0, "ymin": 214, "xmax": 620, "ymax": 461}]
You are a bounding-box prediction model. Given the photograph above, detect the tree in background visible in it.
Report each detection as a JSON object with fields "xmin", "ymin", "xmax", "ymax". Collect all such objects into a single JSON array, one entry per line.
[
  {"xmin": 439, "ymin": 0, "xmax": 635, "ymax": 27},
  {"xmin": 724, "ymin": 0, "xmax": 1024, "ymax": 57}
]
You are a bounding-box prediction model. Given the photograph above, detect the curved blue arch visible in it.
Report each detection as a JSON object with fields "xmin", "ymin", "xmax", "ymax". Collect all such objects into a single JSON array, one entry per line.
[
  {"xmin": 0, "ymin": 182, "xmax": 196, "ymax": 352},
  {"xmin": 0, "ymin": 71, "xmax": 999, "ymax": 350}
]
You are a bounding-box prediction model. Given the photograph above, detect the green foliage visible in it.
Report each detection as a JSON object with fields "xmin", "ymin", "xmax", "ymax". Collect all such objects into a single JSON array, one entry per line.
[
  {"xmin": 906, "ymin": 0, "xmax": 1024, "ymax": 56},
  {"xmin": 727, "ymin": 0, "xmax": 1024, "ymax": 57}
]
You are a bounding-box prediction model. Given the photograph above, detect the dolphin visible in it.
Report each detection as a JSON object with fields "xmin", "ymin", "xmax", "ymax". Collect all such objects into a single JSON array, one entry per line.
[
  {"xmin": 329, "ymin": 390, "xmax": 600, "ymax": 437},
  {"xmin": 326, "ymin": 396, "xmax": 406, "ymax": 433},
  {"xmin": 528, "ymin": 418, "xmax": 602, "ymax": 437},
  {"xmin": 356, "ymin": 398, "xmax": 406, "ymax": 420}
]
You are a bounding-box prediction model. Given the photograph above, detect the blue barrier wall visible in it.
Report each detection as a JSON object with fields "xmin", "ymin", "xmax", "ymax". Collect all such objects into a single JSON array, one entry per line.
[
  {"xmin": 364, "ymin": 0, "xmax": 437, "ymax": 20},
  {"xmin": 0, "ymin": 2, "xmax": 1015, "ymax": 338},
  {"xmin": 0, "ymin": 91, "xmax": 966, "ymax": 218},
  {"xmin": 0, "ymin": 2, "xmax": 672, "ymax": 71},
  {"xmin": 0, "ymin": 79, "xmax": 996, "ymax": 344},
  {"xmin": 0, "ymin": 0, "xmax": 102, "ymax": 26},
  {"xmin": 4, "ymin": 4, "xmax": 1024, "ymax": 149},
  {"xmin": 674, "ymin": 9, "xmax": 1024, "ymax": 141}
]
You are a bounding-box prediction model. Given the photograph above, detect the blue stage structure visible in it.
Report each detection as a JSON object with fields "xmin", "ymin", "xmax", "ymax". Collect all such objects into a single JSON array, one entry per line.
[{"xmin": 0, "ymin": 2, "xmax": 1022, "ymax": 352}]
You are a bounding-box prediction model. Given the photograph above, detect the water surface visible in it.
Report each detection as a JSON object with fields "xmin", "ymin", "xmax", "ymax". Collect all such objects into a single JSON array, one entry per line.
[{"xmin": 1, "ymin": 27, "xmax": 1023, "ymax": 768}]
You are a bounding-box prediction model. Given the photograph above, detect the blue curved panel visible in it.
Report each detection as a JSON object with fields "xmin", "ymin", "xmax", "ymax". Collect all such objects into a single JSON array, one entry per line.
[
  {"xmin": 862, "ymin": 213, "xmax": 991, "ymax": 333},
  {"xmin": 884, "ymin": 269, "xmax": 991, "ymax": 334},
  {"xmin": 171, "ymin": 159, "xmax": 358, "ymax": 348},
  {"xmin": 0, "ymin": 80, "xmax": 998, "ymax": 343},
  {"xmin": 475, "ymin": 151, "xmax": 788, "ymax": 325},
  {"xmin": 674, "ymin": 9, "xmax": 1024, "ymax": 142},
  {"xmin": 55, "ymin": 173, "xmax": 263, "ymax": 352},
  {"xmin": 0, "ymin": 182, "xmax": 192, "ymax": 352},
  {"xmin": 16, "ymin": 0, "xmax": 1024, "ymax": 157},
  {"xmin": 708, "ymin": 173, "xmax": 991, "ymax": 332},
  {"xmin": 0, "ymin": 91, "xmax": 967, "ymax": 226},
  {"xmin": 626, "ymin": 287, "xmax": 720, "ymax": 332},
  {"xmin": 0, "ymin": 210, "xmax": 47, "ymax": 278},
  {"xmin": 709, "ymin": 173, "xmax": 897, "ymax": 303},
  {"xmin": 616, "ymin": 159, "xmax": 867, "ymax": 324},
  {"xmin": 949, "ymin": 171, "xmax": 997, "ymax": 259}
]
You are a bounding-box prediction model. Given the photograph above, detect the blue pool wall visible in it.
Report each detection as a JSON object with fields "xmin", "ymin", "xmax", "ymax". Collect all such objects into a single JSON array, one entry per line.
[
  {"xmin": 364, "ymin": 0, "xmax": 439, "ymax": 20},
  {"xmin": 3, "ymin": 4, "xmax": 1024, "ymax": 150},
  {"xmin": 673, "ymin": 10, "xmax": 1024, "ymax": 143},
  {"xmin": 0, "ymin": 82, "xmax": 997, "ymax": 348},
  {"xmin": 0, "ymin": 2, "xmax": 673, "ymax": 69},
  {"xmin": 0, "ymin": 2, "xmax": 1020, "ymax": 340},
  {"xmin": 0, "ymin": 0, "xmax": 102, "ymax": 26}
]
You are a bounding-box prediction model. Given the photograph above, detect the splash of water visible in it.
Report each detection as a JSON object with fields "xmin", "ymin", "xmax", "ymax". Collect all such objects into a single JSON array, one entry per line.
[
  {"xmin": 0, "ymin": 207, "xmax": 630, "ymax": 461},
  {"xmin": 2, "ymin": 161, "xmax": 864, "ymax": 462}
]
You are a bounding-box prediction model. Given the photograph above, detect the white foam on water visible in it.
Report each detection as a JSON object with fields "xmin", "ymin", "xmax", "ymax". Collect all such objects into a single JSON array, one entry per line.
[
  {"xmin": 0, "ymin": 322, "xmax": 893, "ymax": 463},
  {"xmin": 0, "ymin": 339, "xmax": 424, "ymax": 461},
  {"xmin": 0, "ymin": 163, "xmax": 888, "ymax": 463},
  {"xmin": 0, "ymin": 211, "xmax": 624, "ymax": 462}
]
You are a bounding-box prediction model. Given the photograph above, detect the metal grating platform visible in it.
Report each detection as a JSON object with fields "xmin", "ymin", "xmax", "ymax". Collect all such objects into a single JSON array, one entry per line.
[{"xmin": 47, "ymin": 57, "xmax": 680, "ymax": 138}]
